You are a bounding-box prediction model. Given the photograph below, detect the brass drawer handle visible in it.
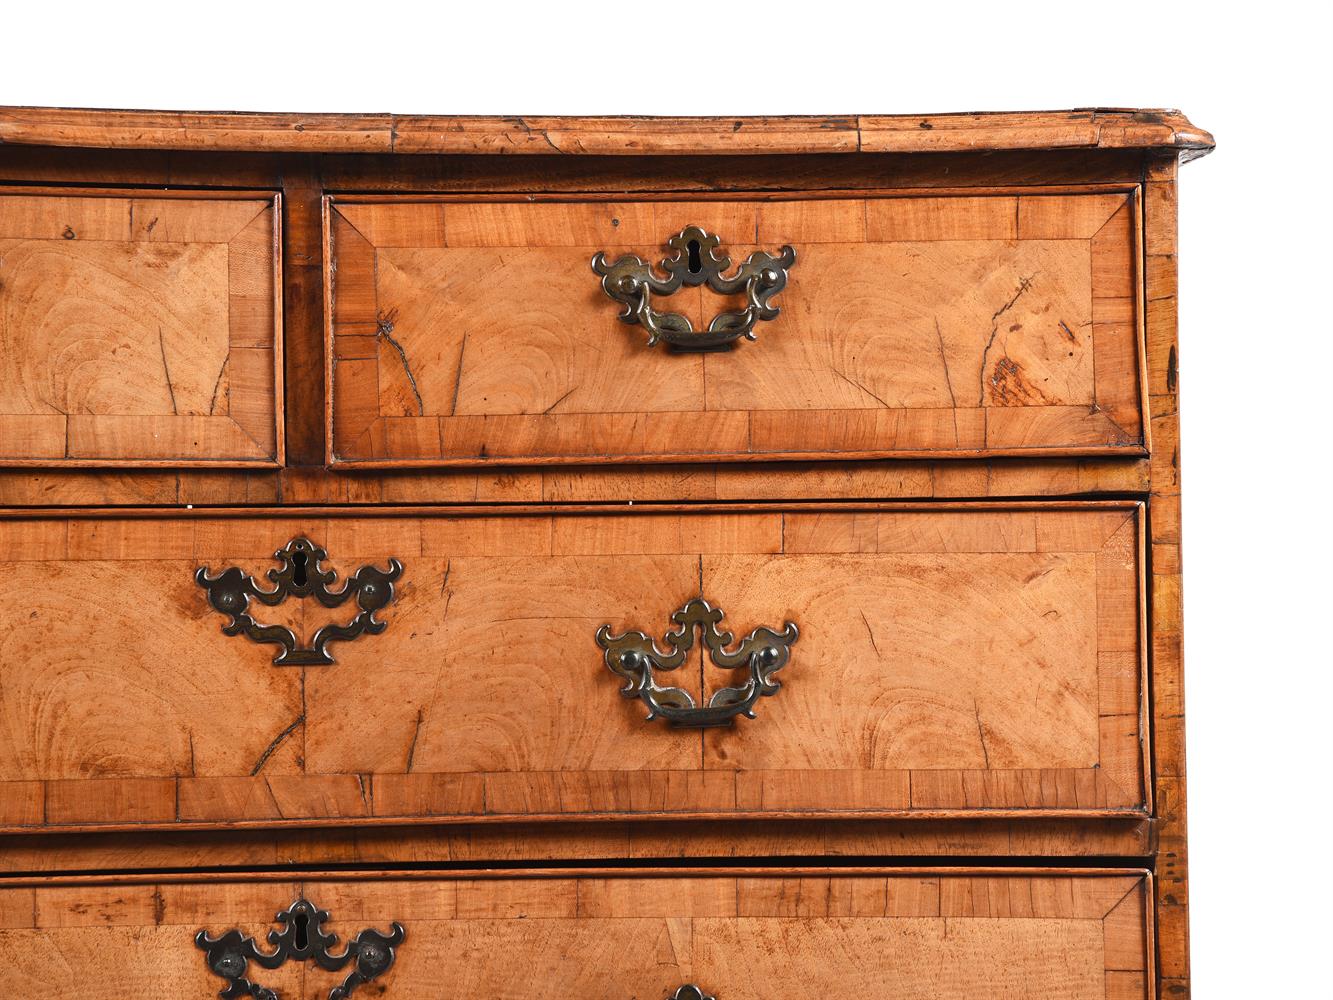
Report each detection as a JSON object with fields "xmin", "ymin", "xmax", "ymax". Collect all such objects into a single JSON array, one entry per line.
[
  {"xmin": 591, "ymin": 225, "xmax": 796, "ymax": 352},
  {"xmin": 196, "ymin": 537, "xmax": 403, "ymax": 666},
  {"xmin": 597, "ymin": 597, "xmax": 798, "ymax": 728},
  {"xmin": 196, "ymin": 897, "xmax": 404, "ymax": 1000}
]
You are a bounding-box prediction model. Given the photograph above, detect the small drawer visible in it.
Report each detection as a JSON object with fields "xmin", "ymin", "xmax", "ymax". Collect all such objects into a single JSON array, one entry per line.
[
  {"xmin": 0, "ymin": 869, "xmax": 1154, "ymax": 999},
  {"xmin": 0, "ymin": 188, "xmax": 282, "ymax": 466},
  {"xmin": 0, "ymin": 502, "xmax": 1147, "ymax": 833},
  {"xmin": 327, "ymin": 191, "xmax": 1144, "ymax": 466}
]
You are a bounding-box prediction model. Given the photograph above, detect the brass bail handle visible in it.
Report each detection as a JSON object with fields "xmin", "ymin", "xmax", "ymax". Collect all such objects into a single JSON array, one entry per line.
[
  {"xmin": 591, "ymin": 225, "xmax": 796, "ymax": 352},
  {"xmin": 596, "ymin": 597, "xmax": 798, "ymax": 728}
]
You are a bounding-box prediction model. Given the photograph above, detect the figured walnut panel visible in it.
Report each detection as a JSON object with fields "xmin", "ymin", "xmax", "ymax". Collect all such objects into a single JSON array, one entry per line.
[
  {"xmin": 327, "ymin": 193, "xmax": 1144, "ymax": 466},
  {"xmin": 0, "ymin": 871, "xmax": 1151, "ymax": 1000},
  {"xmin": 0, "ymin": 190, "xmax": 281, "ymax": 465},
  {"xmin": 0, "ymin": 503, "xmax": 1146, "ymax": 832}
]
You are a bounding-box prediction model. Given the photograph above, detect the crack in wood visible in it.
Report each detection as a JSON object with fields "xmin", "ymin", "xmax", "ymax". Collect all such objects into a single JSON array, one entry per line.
[
  {"xmin": 449, "ymin": 332, "xmax": 469, "ymax": 416},
  {"xmin": 250, "ymin": 712, "xmax": 306, "ymax": 776},
  {"xmin": 207, "ymin": 357, "xmax": 227, "ymax": 415},
  {"xmin": 439, "ymin": 558, "xmax": 453, "ymax": 621},
  {"xmin": 830, "ymin": 366, "xmax": 892, "ymax": 408},
  {"xmin": 157, "ymin": 325, "xmax": 178, "ymax": 415},
  {"xmin": 265, "ymin": 777, "xmax": 285, "ymax": 819},
  {"xmin": 859, "ymin": 609, "xmax": 881, "ymax": 660},
  {"xmin": 977, "ymin": 272, "xmax": 1037, "ymax": 406},
  {"xmin": 933, "ymin": 317, "xmax": 957, "ymax": 409},
  {"xmin": 298, "ymin": 669, "xmax": 307, "ymax": 771},
  {"xmin": 511, "ymin": 116, "xmax": 561, "ymax": 152},
  {"xmin": 542, "ymin": 385, "xmax": 579, "ymax": 415},
  {"xmin": 355, "ymin": 773, "xmax": 369, "ymax": 809},
  {"xmin": 974, "ymin": 700, "xmax": 991, "ymax": 769},
  {"xmin": 376, "ymin": 308, "xmax": 424, "ymax": 416},
  {"xmin": 405, "ymin": 709, "xmax": 425, "ymax": 774}
]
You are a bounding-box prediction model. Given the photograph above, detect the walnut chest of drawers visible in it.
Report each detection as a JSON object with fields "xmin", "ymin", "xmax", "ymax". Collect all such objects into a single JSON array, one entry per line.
[{"xmin": 0, "ymin": 107, "xmax": 1212, "ymax": 999}]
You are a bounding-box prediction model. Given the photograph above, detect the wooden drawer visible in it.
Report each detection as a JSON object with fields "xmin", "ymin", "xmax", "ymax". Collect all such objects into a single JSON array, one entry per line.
[
  {"xmin": 327, "ymin": 192, "xmax": 1144, "ymax": 467},
  {"xmin": 0, "ymin": 502, "xmax": 1146, "ymax": 833},
  {"xmin": 0, "ymin": 189, "xmax": 282, "ymax": 466},
  {"xmin": 0, "ymin": 868, "xmax": 1154, "ymax": 999}
]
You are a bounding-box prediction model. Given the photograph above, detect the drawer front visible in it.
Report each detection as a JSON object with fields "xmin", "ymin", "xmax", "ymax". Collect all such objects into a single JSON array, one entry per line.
[
  {"xmin": 0, "ymin": 503, "xmax": 1146, "ymax": 832},
  {"xmin": 327, "ymin": 192, "xmax": 1143, "ymax": 466},
  {"xmin": 0, "ymin": 189, "xmax": 281, "ymax": 465},
  {"xmin": 0, "ymin": 870, "xmax": 1153, "ymax": 999}
]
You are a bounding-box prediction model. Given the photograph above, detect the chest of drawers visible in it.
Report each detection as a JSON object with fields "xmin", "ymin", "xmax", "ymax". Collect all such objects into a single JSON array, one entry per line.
[{"xmin": 0, "ymin": 106, "xmax": 1211, "ymax": 998}]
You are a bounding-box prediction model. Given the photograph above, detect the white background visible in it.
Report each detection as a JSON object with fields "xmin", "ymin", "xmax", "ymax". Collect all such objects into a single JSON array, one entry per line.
[{"xmin": 5, "ymin": 2, "xmax": 1331, "ymax": 992}]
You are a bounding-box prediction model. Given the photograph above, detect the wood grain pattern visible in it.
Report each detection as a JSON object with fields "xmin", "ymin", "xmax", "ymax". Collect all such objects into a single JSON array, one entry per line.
[
  {"xmin": 0, "ymin": 870, "xmax": 1152, "ymax": 999},
  {"xmin": 0, "ymin": 503, "xmax": 1146, "ymax": 832},
  {"xmin": 1143, "ymin": 152, "xmax": 1191, "ymax": 995},
  {"xmin": 0, "ymin": 190, "xmax": 282, "ymax": 465},
  {"xmin": 328, "ymin": 192, "xmax": 1144, "ymax": 466},
  {"xmin": 281, "ymin": 157, "xmax": 324, "ymax": 465},
  {"xmin": 0, "ymin": 105, "xmax": 1213, "ymax": 157}
]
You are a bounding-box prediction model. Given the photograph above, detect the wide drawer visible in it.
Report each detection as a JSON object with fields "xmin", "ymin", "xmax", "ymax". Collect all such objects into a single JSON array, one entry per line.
[
  {"xmin": 327, "ymin": 191, "xmax": 1144, "ymax": 466},
  {"xmin": 0, "ymin": 502, "xmax": 1147, "ymax": 833},
  {"xmin": 0, "ymin": 868, "xmax": 1154, "ymax": 999},
  {"xmin": 0, "ymin": 188, "xmax": 282, "ymax": 465}
]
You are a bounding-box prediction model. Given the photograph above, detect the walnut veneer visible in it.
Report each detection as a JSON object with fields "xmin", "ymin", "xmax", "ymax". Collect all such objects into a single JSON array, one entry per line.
[{"xmin": 0, "ymin": 106, "xmax": 1211, "ymax": 999}]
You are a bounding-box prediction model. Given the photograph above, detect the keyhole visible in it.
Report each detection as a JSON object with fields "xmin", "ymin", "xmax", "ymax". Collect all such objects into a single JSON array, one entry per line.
[
  {"xmin": 686, "ymin": 239, "xmax": 703, "ymax": 275},
  {"xmin": 291, "ymin": 550, "xmax": 308, "ymax": 587},
  {"xmin": 293, "ymin": 909, "xmax": 310, "ymax": 950}
]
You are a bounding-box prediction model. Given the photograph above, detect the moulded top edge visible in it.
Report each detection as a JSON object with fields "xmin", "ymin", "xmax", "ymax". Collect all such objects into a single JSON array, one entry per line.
[{"xmin": 0, "ymin": 106, "xmax": 1215, "ymax": 159}]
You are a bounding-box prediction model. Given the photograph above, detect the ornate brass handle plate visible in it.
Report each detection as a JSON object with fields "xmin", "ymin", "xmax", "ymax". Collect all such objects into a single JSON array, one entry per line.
[
  {"xmin": 591, "ymin": 225, "xmax": 796, "ymax": 351},
  {"xmin": 596, "ymin": 597, "xmax": 798, "ymax": 728},
  {"xmin": 196, "ymin": 897, "xmax": 404, "ymax": 1000},
  {"xmin": 196, "ymin": 537, "xmax": 402, "ymax": 666}
]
